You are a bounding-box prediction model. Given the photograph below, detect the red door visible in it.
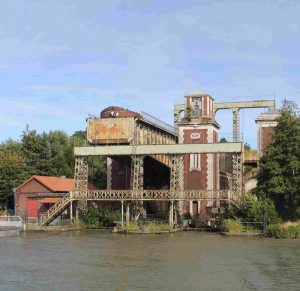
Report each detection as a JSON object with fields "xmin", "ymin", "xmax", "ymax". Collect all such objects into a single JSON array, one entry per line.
[{"xmin": 26, "ymin": 199, "xmax": 38, "ymax": 218}]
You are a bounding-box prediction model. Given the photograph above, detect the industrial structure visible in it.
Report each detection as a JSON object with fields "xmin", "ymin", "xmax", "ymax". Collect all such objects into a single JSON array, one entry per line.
[{"xmin": 40, "ymin": 89, "xmax": 277, "ymax": 226}]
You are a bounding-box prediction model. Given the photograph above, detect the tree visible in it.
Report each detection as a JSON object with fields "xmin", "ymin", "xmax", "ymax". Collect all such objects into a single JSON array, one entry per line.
[
  {"xmin": 20, "ymin": 127, "xmax": 51, "ymax": 176},
  {"xmin": 256, "ymin": 100, "xmax": 300, "ymax": 220},
  {"xmin": 0, "ymin": 148, "xmax": 26, "ymax": 209}
]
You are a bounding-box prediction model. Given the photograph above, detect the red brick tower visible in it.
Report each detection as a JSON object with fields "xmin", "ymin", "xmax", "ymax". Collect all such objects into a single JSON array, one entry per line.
[{"xmin": 177, "ymin": 89, "xmax": 220, "ymax": 216}]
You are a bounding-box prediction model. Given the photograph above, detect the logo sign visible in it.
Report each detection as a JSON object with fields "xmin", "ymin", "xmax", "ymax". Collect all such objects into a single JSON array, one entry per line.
[{"xmin": 191, "ymin": 133, "xmax": 200, "ymax": 139}]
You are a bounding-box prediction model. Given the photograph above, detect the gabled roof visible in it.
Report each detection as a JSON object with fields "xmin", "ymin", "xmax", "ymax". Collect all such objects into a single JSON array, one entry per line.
[{"xmin": 17, "ymin": 175, "xmax": 75, "ymax": 192}]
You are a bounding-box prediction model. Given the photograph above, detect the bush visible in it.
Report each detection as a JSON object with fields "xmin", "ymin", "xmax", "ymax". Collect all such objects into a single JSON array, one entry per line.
[
  {"xmin": 120, "ymin": 222, "xmax": 140, "ymax": 232},
  {"xmin": 82, "ymin": 206, "xmax": 121, "ymax": 228},
  {"xmin": 144, "ymin": 222, "xmax": 170, "ymax": 232},
  {"xmin": 266, "ymin": 223, "xmax": 300, "ymax": 239},
  {"xmin": 266, "ymin": 224, "xmax": 289, "ymax": 238},
  {"xmin": 221, "ymin": 219, "xmax": 244, "ymax": 233},
  {"xmin": 222, "ymin": 193, "xmax": 280, "ymax": 225}
]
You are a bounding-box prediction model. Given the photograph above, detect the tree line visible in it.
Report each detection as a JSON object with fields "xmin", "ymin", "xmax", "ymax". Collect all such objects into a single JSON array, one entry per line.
[{"xmin": 0, "ymin": 128, "xmax": 106, "ymax": 210}]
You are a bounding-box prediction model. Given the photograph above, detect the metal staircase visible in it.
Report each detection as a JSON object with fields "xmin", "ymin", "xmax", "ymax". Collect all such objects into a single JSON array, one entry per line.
[{"xmin": 40, "ymin": 193, "xmax": 71, "ymax": 226}]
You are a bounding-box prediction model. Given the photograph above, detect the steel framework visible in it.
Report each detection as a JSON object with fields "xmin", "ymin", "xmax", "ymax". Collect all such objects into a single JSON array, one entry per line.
[
  {"xmin": 232, "ymin": 108, "xmax": 241, "ymax": 142},
  {"xmin": 74, "ymin": 157, "xmax": 88, "ymax": 211},
  {"xmin": 232, "ymin": 153, "xmax": 243, "ymax": 195}
]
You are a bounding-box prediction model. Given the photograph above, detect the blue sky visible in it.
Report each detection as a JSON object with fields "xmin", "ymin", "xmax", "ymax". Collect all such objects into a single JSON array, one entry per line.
[{"xmin": 0, "ymin": 0, "xmax": 299, "ymax": 148}]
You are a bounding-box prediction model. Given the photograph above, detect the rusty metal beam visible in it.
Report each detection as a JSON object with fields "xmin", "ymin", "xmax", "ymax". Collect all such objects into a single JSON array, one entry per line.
[{"xmin": 74, "ymin": 143, "xmax": 243, "ymax": 156}]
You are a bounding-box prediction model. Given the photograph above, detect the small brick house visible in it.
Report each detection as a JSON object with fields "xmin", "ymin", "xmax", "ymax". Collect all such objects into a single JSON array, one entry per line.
[{"xmin": 16, "ymin": 176, "xmax": 75, "ymax": 220}]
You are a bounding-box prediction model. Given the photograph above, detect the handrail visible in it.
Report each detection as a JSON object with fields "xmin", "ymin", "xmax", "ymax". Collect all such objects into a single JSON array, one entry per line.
[
  {"xmin": 40, "ymin": 192, "xmax": 71, "ymax": 226},
  {"xmin": 72, "ymin": 189, "xmax": 235, "ymax": 201}
]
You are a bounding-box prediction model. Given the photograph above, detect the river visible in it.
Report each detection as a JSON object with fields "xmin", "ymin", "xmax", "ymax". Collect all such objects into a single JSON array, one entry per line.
[{"xmin": 0, "ymin": 231, "xmax": 299, "ymax": 290}]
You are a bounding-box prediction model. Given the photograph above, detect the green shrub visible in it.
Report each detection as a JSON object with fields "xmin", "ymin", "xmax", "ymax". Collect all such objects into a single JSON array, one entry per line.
[
  {"xmin": 82, "ymin": 206, "xmax": 121, "ymax": 228},
  {"xmin": 287, "ymin": 224, "xmax": 300, "ymax": 239},
  {"xmin": 266, "ymin": 224, "xmax": 289, "ymax": 238},
  {"xmin": 221, "ymin": 219, "xmax": 244, "ymax": 233},
  {"xmin": 144, "ymin": 222, "xmax": 170, "ymax": 232},
  {"xmin": 120, "ymin": 222, "xmax": 140, "ymax": 232},
  {"xmin": 222, "ymin": 193, "xmax": 280, "ymax": 225}
]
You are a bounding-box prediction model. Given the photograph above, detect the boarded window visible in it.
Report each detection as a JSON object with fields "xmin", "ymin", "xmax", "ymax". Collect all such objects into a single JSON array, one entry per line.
[{"xmin": 189, "ymin": 154, "xmax": 201, "ymax": 171}]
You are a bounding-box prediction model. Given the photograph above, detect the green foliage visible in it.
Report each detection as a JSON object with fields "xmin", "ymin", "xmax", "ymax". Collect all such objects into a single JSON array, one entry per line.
[
  {"xmin": 0, "ymin": 147, "xmax": 27, "ymax": 208},
  {"xmin": 120, "ymin": 222, "xmax": 140, "ymax": 232},
  {"xmin": 222, "ymin": 193, "xmax": 279, "ymax": 225},
  {"xmin": 119, "ymin": 221, "xmax": 171, "ymax": 232},
  {"xmin": 185, "ymin": 105, "xmax": 192, "ymax": 121},
  {"xmin": 220, "ymin": 219, "xmax": 244, "ymax": 233},
  {"xmin": 0, "ymin": 128, "xmax": 106, "ymax": 208},
  {"xmin": 82, "ymin": 206, "xmax": 121, "ymax": 227},
  {"xmin": 256, "ymin": 100, "xmax": 300, "ymax": 220},
  {"xmin": 144, "ymin": 222, "xmax": 170, "ymax": 232},
  {"xmin": 266, "ymin": 224, "xmax": 300, "ymax": 239}
]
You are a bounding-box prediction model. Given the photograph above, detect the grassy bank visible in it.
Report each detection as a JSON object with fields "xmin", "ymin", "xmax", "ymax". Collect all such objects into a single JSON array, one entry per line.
[
  {"xmin": 266, "ymin": 221, "xmax": 300, "ymax": 239},
  {"xmin": 118, "ymin": 222, "xmax": 171, "ymax": 233},
  {"xmin": 220, "ymin": 219, "xmax": 262, "ymax": 234}
]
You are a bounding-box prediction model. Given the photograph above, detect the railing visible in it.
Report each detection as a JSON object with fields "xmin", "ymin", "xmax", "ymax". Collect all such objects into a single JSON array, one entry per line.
[
  {"xmin": 0, "ymin": 216, "xmax": 23, "ymax": 228},
  {"xmin": 40, "ymin": 193, "xmax": 71, "ymax": 226},
  {"xmin": 72, "ymin": 189, "xmax": 236, "ymax": 201}
]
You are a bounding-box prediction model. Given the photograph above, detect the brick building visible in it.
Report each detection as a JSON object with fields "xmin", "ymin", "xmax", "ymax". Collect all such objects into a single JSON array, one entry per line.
[
  {"xmin": 256, "ymin": 110, "xmax": 281, "ymax": 158},
  {"xmin": 16, "ymin": 176, "xmax": 77, "ymax": 220}
]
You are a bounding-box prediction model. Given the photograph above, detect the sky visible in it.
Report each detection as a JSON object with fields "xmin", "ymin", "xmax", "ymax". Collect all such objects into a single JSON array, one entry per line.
[{"xmin": 0, "ymin": 0, "xmax": 299, "ymax": 148}]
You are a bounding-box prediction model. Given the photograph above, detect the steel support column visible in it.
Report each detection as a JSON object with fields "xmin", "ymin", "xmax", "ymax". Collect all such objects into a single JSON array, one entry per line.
[
  {"xmin": 121, "ymin": 200, "xmax": 124, "ymax": 226},
  {"xmin": 232, "ymin": 153, "xmax": 243, "ymax": 196},
  {"xmin": 169, "ymin": 200, "xmax": 174, "ymax": 228},
  {"xmin": 126, "ymin": 202, "xmax": 130, "ymax": 225},
  {"xmin": 70, "ymin": 200, "xmax": 73, "ymax": 222},
  {"xmin": 170, "ymin": 154, "xmax": 184, "ymax": 221},
  {"xmin": 232, "ymin": 108, "xmax": 241, "ymax": 142},
  {"xmin": 74, "ymin": 156, "xmax": 88, "ymax": 212}
]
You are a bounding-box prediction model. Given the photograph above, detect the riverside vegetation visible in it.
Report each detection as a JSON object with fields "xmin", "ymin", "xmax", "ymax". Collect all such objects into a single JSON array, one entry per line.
[{"xmin": 222, "ymin": 100, "xmax": 300, "ymax": 238}]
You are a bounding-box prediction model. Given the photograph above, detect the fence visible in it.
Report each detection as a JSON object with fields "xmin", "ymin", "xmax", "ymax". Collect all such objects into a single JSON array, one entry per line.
[{"xmin": 0, "ymin": 216, "xmax": 23, "ymax": 229}]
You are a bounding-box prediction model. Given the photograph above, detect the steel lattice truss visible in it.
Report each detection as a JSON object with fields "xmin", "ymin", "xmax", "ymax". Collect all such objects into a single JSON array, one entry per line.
[
  {"xmin": 170, "ymin": 154, "xmax": 184, "ymax": 191},
  {"xmin": 130, "ymin": 155, "xmax": 144, "ymax": 190},
  {"xmin": 72, "ymin": 189, "xmax": 233, "ymax": 201},
  {"xmin": 74, "ymin": 157, "xmax": 88, "ymax": 211},
  {"xmin": 232, "ymin": 109, "xmax": 241, "ymax": 142},
  {"xmin": 232, "ymin": 153, "xmax": 243, "ymax": 196}
]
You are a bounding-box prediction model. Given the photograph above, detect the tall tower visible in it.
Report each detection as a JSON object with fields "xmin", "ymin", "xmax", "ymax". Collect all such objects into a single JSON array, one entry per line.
[{"xmin": 176, "ymin": 89, "xmax": 220, "ymax": 216}]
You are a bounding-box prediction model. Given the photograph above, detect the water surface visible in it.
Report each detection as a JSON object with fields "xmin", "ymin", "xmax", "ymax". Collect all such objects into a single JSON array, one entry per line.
[{"xmin": 0, "ymin": 231, "xmax": 299, "ymax": 290}]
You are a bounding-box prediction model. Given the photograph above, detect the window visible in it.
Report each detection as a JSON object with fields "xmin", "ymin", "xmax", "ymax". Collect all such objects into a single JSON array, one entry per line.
[{"xmin": 189, "ymin": 154, "xmax": 201, "ymax": 171}]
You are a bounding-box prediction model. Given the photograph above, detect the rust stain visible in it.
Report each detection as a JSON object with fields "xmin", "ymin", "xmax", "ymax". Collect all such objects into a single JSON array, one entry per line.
[{"xmin": 87, "ymin": 118, "xmax": 134, "ymax": 142}]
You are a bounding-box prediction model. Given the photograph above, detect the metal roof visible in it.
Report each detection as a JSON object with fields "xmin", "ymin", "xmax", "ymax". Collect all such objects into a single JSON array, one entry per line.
[{"xmin": 185, "ymin": 88, "xmax": 210, "ymax": 97}]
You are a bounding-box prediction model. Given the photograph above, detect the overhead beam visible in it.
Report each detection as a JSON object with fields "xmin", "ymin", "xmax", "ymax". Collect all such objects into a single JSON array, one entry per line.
[
  {"xmin": 74, "ymin": 143, "xmax": 243, "ymax": 156},
  {"xmin": 214, "ymin": 100, "xmax": 275, "ymax": 112}
]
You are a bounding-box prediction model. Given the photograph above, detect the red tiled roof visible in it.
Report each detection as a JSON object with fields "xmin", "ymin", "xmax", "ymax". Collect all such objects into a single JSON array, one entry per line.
[
  {"xmin": 17, "ymin": 175, "xmax": 75, "ymax": 192},
  {"xmin": 17, "ymin": 175, "xmax": 98, "ymax": 192}
]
